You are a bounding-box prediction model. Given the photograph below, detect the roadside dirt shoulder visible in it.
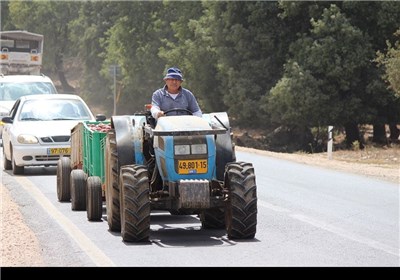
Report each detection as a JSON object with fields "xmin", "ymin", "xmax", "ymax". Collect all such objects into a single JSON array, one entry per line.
[{"xmin": 0, "ymin": 184, "xmax": 45, "ymax": 266}]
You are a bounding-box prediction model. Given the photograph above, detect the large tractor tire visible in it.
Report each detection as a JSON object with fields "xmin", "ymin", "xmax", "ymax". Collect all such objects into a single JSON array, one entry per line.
[
  {"xmin": 57, "ymin": 157, "xmax": 71, "ymax": 202},
  {"xmin": 70, "ymin": 169, "xmax": 87, "ymax": 211},
  {"xmin": 224, "ymin": 161, "xmax": 257, "ymax": 239},
  {"xmin": 87, "ymin": 176, "xmax": 103, "ymax": 221},
  {"xmin": 200, "ymin": 208, "xmax": 225, "ymax": 229},
  {"xmin": 105, "ymin": 131, "xmax": 121, "ymax": 232},
  {"xmin": 119, "ymin": 165, "xmax": 150, "ymax": 242}
]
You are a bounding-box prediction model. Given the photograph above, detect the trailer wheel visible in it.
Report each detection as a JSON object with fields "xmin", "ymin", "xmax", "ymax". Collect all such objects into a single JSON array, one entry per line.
[
  {"xmin": 105, "ymin": 131, "xmax": 121, "ymax": 232},
  {"xmin": 224, "ymin": 161, "xmax": 257, "ymax": 239},
  {"xmin": 57, "ymin": 157, "xmax": 71, "ymax": 202},
  {"xmin": 71, "ymin": 169, "xmax": 87, "ymax": 211},
  {"xmin": 87, "ymin": 176, "xmax": 103, "ymax": 221},
  {"xmin": 200, "ymin": 208, "xmax": 225, "ymax": 229},
  {"xmin": 120, "ymin": 165, "xmax": 150, "ymax": 242}
]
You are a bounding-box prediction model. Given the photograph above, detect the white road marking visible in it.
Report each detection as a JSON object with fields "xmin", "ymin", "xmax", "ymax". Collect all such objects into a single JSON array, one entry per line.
[
  {"xmin": 13, "ymin": 176, "xmax": 115, "ymax": 267},
  {"xmin": 259, "ymin": 199, "xmax": 399, "ymax": 257}
]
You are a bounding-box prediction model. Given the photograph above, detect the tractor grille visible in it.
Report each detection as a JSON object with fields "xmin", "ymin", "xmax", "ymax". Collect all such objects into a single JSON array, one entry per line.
[{"xmin": 40, "ymin": 135, "xmax": 70, "ymax": 143}]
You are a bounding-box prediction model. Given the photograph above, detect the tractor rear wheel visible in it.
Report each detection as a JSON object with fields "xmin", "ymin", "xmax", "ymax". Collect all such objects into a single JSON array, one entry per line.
[
  {"xmin": 224, "ymin": 161, "xmax": 257, "ymax": 239},
  {"xmin": 200, "ymin": 208, "xmax": 225, "ymax": 229},
  {"xmin": 120, "ymin": 165, "xmax": 150, "ymax": 242},
  {"xmin": 87, "ymin": 176, "xmax": 103, "ymax": 221},
  {"xmin": 71, "ymin": 169, "xmax": 87, "ymax": 211},
  {"xmin": 57, "ymin": 157, "xmax": 71, "ymax": 202},
  {"xmin": 105, "ymin": 131, "xmax": 121, "ymax": 232}
]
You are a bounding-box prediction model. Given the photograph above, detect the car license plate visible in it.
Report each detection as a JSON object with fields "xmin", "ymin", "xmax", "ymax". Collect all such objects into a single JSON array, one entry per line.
[
  {"xmin": 178, "ymin": 159, "xmax": 207, "ymax": 174},
  {"xmin": 47, "ymin": 147, "xmax": 71, "ymax": 155}
]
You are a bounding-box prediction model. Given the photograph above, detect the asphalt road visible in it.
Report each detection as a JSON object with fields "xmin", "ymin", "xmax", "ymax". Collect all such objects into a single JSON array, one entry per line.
[{"xmin": 1, "ymin": 149, "xmax": 399, "ymax": 267}]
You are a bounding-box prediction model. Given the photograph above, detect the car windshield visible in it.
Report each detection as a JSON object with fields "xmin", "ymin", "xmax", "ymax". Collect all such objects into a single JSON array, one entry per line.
[
  {"xmin": 19, "ymin": 99, "xmax": 92, "ymax": 121},
  {"xmin": 0, "ymin": 82, "xmax": 57, "ymax": 101}
]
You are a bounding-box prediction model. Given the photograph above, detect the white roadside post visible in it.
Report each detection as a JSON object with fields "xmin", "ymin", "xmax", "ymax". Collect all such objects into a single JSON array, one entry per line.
[{"xmin": 328, "ymin": 126, "xmax": 333, "ymax": 160}]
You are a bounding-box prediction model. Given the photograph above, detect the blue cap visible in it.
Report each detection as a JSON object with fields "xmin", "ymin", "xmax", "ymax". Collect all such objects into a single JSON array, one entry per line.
[{"xmin": 163, "ymin": 67, "xmax": 183, "ymax": 81}]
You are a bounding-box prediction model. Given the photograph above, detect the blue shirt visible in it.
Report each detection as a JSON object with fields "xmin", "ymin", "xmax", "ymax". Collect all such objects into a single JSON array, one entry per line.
[{"xmin": 151, "ymin": 85, "xmax": 202, "ymax": 119}]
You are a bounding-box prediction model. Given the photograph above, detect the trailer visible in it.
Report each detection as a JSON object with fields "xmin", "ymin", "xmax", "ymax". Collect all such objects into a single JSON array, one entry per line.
[{"xmin": 56, "ymin": 120, "xmax": 111, "ymax": 221}]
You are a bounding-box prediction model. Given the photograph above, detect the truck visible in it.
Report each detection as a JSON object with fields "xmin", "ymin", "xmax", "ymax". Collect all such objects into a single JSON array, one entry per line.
[
  {"xmin": 57, "ymin": 108, "xmax": 258, "ymax": 242},
  {"xmin": 0, "ymin": 30, "xmax": 44, "ymax": 75}
]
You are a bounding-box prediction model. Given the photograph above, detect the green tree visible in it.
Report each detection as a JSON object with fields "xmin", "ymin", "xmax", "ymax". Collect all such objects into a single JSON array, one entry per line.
[
  {"xmin": 376, "ymin": 29, "xmax": 400, "ymax": 142},
  {"xmin": 8, "ymin": 0, "xmax": 80, "ymax": 92},
  {"xmin": 198, "ymin": 1, "xmax": 289, "ymax": 127},
  {"xmin": 266, "ymin": 4, "xmax": 372, "ymax": 148},
  {"xmin": 342, "ymin": 1, "xmax": 400, "ymax": 144},
  {"xmin": 101, "ymin": 1, "xmax": 166, "ymax": 115},
  {"xmin": 69, "ymin": 1, "xmax": 121, "ymax": 116}
]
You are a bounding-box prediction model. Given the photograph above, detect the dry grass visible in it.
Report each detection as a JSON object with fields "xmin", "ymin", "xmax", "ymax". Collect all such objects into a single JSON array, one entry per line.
[{"xmin": 329, "ymin": 144, "xmax": 400, "ymax": 165}]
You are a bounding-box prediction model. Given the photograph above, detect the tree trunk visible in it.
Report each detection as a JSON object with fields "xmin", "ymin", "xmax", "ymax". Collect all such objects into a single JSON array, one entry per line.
[
  {"xmin": 54, "ymin": 53, "xmax": 75, "ymax": 94},
  {"xmin": 389, "ymin": 123, "xmax": 400, "ymax": 143},
  {"xmin": 344, "ymin": 123, "xmax": 364, "ymax": 149},
  {"xmin": 372, "ymin": 123, "xmax": 388, "ymax": 145}
]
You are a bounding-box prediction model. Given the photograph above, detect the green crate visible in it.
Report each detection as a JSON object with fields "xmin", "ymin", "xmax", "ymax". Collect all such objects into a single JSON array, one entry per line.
[{"xmin": 82, "ymin": 121, "xmax": 111, "ymax": 183}]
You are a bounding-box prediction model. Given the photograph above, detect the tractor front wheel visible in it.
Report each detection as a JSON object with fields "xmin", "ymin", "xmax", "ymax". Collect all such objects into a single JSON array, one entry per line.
[
  {"xmin": 119, "ymin": 165, "xmax": 150, "ymax": 242},
  {"xmin": 224, "ymin": 161, "xmax": 257, "ymax": 239}
]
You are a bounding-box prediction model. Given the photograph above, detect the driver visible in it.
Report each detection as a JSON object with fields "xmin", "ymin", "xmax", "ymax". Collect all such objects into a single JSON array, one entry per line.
[{"xmin": 151, "ymin": 67, "xmax": 202, "ymax": 120}]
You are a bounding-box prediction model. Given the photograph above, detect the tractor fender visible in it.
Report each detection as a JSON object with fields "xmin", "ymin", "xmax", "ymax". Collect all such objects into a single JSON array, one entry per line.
[
  {"xmin": 110, "ymin": 116, "xmax": 136, "ymax": 167},
  {"xmin": 203, "ymin": 112, "xmax": 236, "ymax": 181}
]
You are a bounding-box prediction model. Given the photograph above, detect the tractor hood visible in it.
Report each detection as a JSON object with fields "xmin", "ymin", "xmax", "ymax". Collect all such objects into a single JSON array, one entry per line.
[
  {"xmin": 155, "ymin": 115, "xmax": 210, "ymax": 131},
  {"xmin": 153, "ymin": 115, "xmax": 226, "ymax": 136}
]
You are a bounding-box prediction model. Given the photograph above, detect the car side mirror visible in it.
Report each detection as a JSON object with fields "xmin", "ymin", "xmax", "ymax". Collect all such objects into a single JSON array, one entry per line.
[
  {"xmin": 95, "ymin": 114, "xmax": 106, "ymax": 121},
  {"xmin": 1, "ymin": 116, "xmax": 13, "ymax": 124}
]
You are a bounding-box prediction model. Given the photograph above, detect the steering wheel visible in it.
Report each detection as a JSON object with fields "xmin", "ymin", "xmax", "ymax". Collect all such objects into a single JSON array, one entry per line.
[{"xmin": 163, "ymin": 108, "xmax": 193, "ymax": 116}]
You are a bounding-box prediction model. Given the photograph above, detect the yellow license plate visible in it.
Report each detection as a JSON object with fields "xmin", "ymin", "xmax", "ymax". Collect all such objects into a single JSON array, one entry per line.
[
  {"xmin": 47, "ymin": 147, "xmax": 71, "ymax": 155},
  {"xmin": 178, "ymin": 159, "xmax": 207, "ymax": 174}
]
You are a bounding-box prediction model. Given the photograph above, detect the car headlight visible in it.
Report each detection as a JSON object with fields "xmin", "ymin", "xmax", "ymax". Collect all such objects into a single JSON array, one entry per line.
[
  {"xmin": 191, "ymin": 144, "xmax": 207, "ymax": 154},
  {"xmin": 17, "ymin": 134, "xmax": 39, "ymax": 144},
  {"xmin": 175, "ymin": 144, "xmax": 190, "ymax": 155}
]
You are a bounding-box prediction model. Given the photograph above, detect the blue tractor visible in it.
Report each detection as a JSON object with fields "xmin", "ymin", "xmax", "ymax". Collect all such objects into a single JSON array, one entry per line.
[{"xmin": 104, "ymin": 109, "xmax": 257, "ymax": 242}]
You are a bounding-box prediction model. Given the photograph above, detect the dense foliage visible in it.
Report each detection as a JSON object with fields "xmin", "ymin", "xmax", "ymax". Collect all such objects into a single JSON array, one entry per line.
[{"xmin": 2, "ymin": 1, "xmax": 399, "ymax": 151}]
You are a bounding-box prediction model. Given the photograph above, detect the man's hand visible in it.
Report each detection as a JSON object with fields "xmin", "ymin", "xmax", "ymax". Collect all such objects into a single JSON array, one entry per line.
[{"xmin": 157, "ymin": 111, "xmax": 165, "ymax": 118}]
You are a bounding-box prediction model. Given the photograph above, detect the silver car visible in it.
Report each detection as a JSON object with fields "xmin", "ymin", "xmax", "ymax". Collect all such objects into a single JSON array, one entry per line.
[{"xmin": 1, "ymin": 94, "xmax": 106, "ymax": 174}]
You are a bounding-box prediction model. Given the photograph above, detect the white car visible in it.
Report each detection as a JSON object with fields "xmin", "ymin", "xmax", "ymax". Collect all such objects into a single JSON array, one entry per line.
[
  {"xmin": 0, "ymin": 74, "xmax": 58, "ymax": 138},
  {"xmin": 1, "ymin": 94, "xmax": 106, "ymax": 174}
]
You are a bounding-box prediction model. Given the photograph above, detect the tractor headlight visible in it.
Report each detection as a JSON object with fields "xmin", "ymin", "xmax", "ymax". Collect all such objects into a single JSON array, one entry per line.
[
  {"xmin": 191, "ymin": 144, "xmax": 207, "ymax": 154},
  {"xmin": 175, "ymin": 144, "xmax": 190, "ymax": 155}
]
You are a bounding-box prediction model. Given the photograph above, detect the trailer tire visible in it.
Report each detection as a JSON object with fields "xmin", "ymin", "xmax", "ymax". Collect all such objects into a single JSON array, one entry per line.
[
  {"xmin": 71, "ymin": 169, "xmax": 87, "ymax": 211},
  {"xmin": 105, "ymin": 131, "xmax": 121, "ymax": 232},
  {"xmin": 87, "ymin": 176, "xmax": 103, "ymax": 221},
  {"xmin": 224, "ymin": 161, "xmax": 257, "ymax": 239},
  {"xmin": 57, "ymin": 157, "xmax": 71, "ymax": 202},
  {"xmin": 120, "ymin": 165, "xmax": 150, "ymax": 242}
]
